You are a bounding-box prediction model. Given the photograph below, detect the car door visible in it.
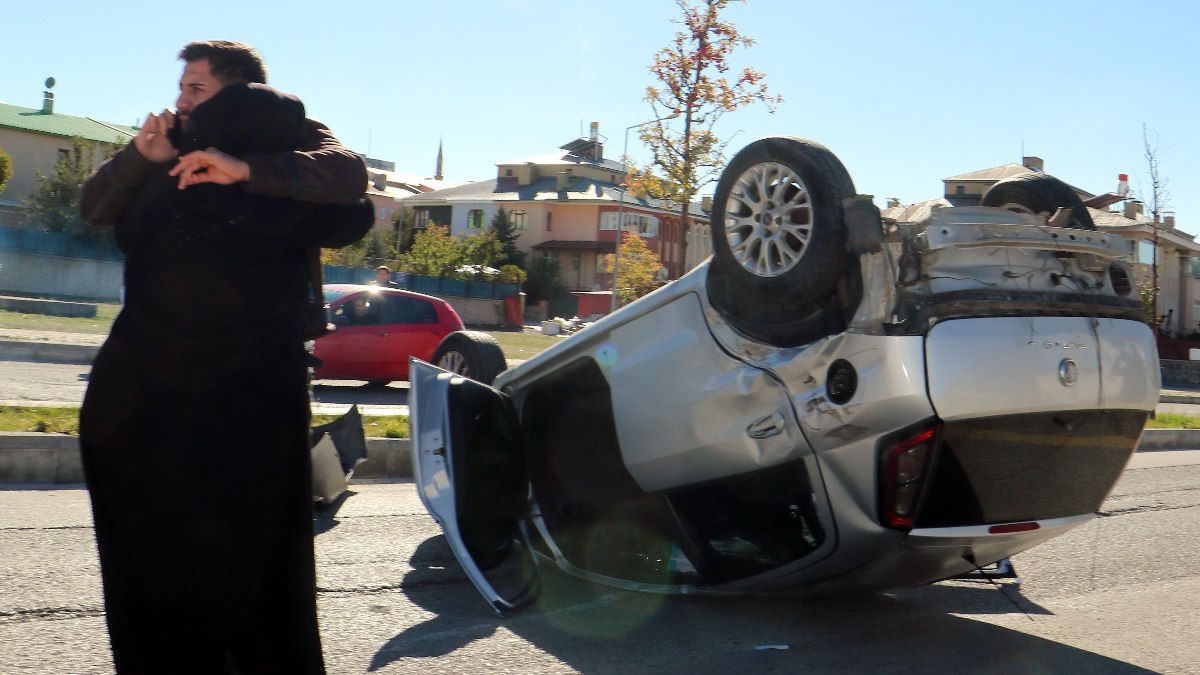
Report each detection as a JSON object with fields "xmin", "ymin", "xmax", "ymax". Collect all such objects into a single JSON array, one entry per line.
[
  {"xmin": 409, "ymin": 359, "xmax": 540, "ymax": 615},
  {"xmin": 315, "ymin": 292, "xmax": 396, "ymax": 381},
  {"xmin": 379, "ymin": 294, "xmax": 450, "ymax": 378}
]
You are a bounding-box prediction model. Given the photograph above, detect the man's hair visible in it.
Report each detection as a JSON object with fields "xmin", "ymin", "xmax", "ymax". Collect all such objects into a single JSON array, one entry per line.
[
  {"xmin": 178, "ymin": 40, "xmax": 268, "ymax": 85},
  {"xmin": 377, "ymin": 265, "xmax": 391, "ymax": 273}
]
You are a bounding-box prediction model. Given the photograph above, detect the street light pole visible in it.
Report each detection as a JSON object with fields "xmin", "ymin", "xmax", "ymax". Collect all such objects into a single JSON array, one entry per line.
[{"xmin": 611, "ymin": 114, "xmax": 679, "ymax": 313}]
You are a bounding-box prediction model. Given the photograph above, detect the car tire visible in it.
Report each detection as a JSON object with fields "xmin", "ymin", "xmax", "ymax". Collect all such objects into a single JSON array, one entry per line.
[
  {"xmin": 707, "ymin": 136, "xmax": 858, "ymax": 346},
  {"xmin": 980, "ymin": 172, "xmax": 1096, "ymax": 230},
  {"xmin": 433, "ymin": 331, "xmax": 507, "ymax": 385}
]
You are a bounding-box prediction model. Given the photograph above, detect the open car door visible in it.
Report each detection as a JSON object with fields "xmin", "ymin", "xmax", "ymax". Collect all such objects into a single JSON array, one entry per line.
[{"xmin": 409, "ymin": 359, "xmax": 539, "ymax": 615}]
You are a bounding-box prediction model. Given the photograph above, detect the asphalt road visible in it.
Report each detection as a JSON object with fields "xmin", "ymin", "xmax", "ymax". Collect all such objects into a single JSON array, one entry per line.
[{"xmin": 2, "ymin": 451, "xmax": 1198, "ymax": 674}]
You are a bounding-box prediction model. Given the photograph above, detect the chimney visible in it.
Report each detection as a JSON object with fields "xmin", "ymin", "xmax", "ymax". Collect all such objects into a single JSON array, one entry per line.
[
  {"xmin": 556, "ymin": 169, "xmax": 572, "ymax": 191},
  {"xmin": 40, "ymin": 76, "xmax": 56, "ymax": 114},
  {"xmin": 886, "ymin": 197, "xmax": 902, "ymax": 208},
  {"xmin": 701, "ymin": 196, "xmax": 713, "ymax": 213},
  {"xmin": 589, "ymin": 121, "xmax": 599, "ymax": 142},
  {"xmin": 1164, "ymin": 212, "xmax": 1176, "ymax": 229},
  {"xmin": 1022, "ymin": 156, "xmax": 1044, "ymax": 172},
  {"xmin": 1124, "ymin": 200, "xmax": 1144, "ymax": 220},
  {"xmin": 1117, "ymin": 173, "xmax": 1129, "ymax": 197}
]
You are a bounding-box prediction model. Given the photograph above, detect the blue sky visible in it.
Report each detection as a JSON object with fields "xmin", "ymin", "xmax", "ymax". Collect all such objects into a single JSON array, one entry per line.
[{"xmin": 4, "ymin": 1, "xmax": 1198, "ymax": 230}]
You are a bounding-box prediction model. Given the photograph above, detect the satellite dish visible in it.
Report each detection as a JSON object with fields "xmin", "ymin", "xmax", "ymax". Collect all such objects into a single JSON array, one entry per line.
[{"xmin": 45, "ymin": 77, "xmax": 56, "ymax": 89}]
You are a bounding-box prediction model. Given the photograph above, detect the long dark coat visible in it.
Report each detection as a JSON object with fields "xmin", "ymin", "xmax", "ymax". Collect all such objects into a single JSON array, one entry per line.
[{"xmin": 79, "ymin": 83, "xmax": 371, "ymax": 674}]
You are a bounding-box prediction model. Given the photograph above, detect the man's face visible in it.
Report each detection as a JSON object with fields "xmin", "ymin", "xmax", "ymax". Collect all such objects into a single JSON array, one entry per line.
[
  {"xmin": 176, "ymin": 59, "xmax": 225, "ymax": 125},
  {"xmin": 377, "ymin": 269, "xmax": 390, "ymax": 283}
]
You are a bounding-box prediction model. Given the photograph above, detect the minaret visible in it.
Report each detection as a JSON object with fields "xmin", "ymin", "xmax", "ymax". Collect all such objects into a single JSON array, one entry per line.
[{"xmin": 434, "ymin": 138, "xmax": 444, "ymax": 181}]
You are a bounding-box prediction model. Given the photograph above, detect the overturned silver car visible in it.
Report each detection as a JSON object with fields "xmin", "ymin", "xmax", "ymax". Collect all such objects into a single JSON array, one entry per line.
[{"xmin": 410, "ymin": 137, "xmax": 1160, "ymax": 614}]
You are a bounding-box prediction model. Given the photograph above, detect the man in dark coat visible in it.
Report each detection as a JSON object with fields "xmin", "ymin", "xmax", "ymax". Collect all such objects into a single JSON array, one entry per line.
[{"xmin": 78, "ymin": 41, "xmax": 370, "ymax": 675}]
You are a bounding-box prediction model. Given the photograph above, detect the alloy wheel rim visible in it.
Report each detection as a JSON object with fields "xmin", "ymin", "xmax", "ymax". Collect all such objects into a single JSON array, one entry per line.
[
  {"xmin": 724, "ymin": 161, "xmax": 815, "ymax": 278},
  {"xmin": 439, "ymin": 351, "xmax": 468, "ymax": 376}
]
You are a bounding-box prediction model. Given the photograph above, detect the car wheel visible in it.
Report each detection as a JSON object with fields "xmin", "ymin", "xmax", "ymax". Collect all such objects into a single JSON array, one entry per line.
[
  {"xmin": 980, "ymin": 172, "xmax": 1096, "ymax": 230},
  {"xmin": 433, "ymin": 331, "xmax": 507, "ymax": 385},
  {"xmin": 707, "ymin": 136, "xmax": 858, "ymax": 345}
]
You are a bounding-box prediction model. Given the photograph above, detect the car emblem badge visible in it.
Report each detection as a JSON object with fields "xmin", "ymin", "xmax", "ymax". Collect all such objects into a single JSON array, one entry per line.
[{"xmin": 1058, "ymin": 358, "xmax": 1079, "ymax": 387}]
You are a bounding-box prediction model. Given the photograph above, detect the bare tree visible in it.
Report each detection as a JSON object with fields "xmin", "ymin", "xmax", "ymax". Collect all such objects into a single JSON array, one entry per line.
[
  {"xmin": 1139, "ymin": 123, "xmax": 1171, "ymax": 329},
  {"xmin": 1141, "ymin": 123, "xmax": 1171, "ymax": 223}
]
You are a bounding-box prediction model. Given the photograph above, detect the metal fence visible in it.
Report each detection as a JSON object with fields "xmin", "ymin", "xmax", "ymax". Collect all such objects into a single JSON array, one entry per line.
[
  {"xmin": 0, "ymin": 226, "xmax": 124, "ymax": 262},
  {"xmin": 322, "ymin": 265, "xmax": 521, "ymax": 299}
]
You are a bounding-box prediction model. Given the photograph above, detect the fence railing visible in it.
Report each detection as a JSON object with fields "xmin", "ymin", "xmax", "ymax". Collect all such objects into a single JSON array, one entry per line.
[
  {"xmin": 0, "ymin": 226, "xmax": 123, "ymax": 262},
  {"xmin": 322, "ymin": 265, "xmax": 521, "ymax": 299}
]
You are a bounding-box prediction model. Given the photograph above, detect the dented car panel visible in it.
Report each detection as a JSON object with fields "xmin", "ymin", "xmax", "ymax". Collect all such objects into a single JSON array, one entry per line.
[{"xmin": 410, "ymin": 137, "xmax": 1158, "ymax": 614}]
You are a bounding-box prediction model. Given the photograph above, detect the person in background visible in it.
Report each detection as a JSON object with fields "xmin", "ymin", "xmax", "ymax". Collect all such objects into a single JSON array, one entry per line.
[
  {"xmin": 77, "ymin": 40, "xmax": 370, "ymax": 674},
  {"xmin": 375, "ymin": 264, "xmax": 399, "ymax": 287}
]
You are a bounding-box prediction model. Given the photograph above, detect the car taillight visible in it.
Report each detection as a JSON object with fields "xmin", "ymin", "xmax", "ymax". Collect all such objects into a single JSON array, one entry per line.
[{"xmin": 879, "ymin": 424, "xmax": 941, "ymax": 530}]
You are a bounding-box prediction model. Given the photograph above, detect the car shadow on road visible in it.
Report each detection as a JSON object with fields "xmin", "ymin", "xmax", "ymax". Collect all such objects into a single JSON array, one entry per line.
[
  {"xmin": 369, "ymin": 534, "xmax": 1153, "ymax": 673},
  {"xmin": 311, "ymin": 382, "xmax": 408, "ymax": 407}
]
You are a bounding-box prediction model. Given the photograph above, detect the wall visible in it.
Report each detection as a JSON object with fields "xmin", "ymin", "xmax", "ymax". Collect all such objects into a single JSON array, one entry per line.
[
  {"xmin": 0, "ymin": 127, "xmax": 113, "ymax": 212},
  {"xmin": 1160, "ymin": 359, "xmax": 1200, "ymax": 388},
  {"xmin": 444, "ymin": 295, "xmax": 507, "ymax": 326},
  {"xmin": 0, "ymin": 249, "xmax": 122, "ymax": 301}
]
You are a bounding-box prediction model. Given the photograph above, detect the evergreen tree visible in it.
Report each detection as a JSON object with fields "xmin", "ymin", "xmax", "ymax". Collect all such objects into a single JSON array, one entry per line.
[{"xmin": 490, "ymin": 206, "xmax": 525, "ymax": 268}]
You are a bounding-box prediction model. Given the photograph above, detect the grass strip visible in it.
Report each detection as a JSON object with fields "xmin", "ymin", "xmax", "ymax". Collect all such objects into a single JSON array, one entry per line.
[{"xmin": 0, "ymin": 406, "xmax": 410, "ymax": 438}]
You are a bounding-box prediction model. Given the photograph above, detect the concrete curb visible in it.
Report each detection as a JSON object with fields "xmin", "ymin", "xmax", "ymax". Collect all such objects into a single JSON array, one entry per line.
[
  {"xmin": 0, "ymin": 340, "xmax": 98, "ymax": 365},
  {"xmin": 0, "ymin": 433, "xmax": 411, "ymax": 484},
  {"xmin": 1, "ymin": 430, "xmax": 1196, "ymax": 486}
]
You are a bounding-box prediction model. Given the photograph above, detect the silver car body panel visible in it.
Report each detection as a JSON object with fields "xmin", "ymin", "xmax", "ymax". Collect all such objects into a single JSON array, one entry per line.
[
  {"xmin": 412, "ymin": 198, "xmax": 1158, "ymax": 606},
  {"xmin": 409, "ymin": 361, "xmax": 539, "ymax": 615},
  {"xmin": 605, "ymin": 292, "xmax": 811, "ymax": 492},
  {"xmin": 497, "ymin": 266, "xmax": 818, "ymax": 493},
  {"xmin": 926, "ymin": 316, "xmax": 1159, "ymax": 421}
]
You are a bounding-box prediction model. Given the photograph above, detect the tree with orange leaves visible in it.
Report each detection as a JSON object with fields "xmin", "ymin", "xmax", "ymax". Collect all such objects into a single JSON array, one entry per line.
[{"xmin": 641, "ymin": 0, "xmax": 781, "ymax": 269}]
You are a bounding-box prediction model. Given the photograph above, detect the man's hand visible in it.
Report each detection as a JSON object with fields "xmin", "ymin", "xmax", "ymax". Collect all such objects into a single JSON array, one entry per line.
[
  {"xmin": 133, "ymin": 110, "xmax": 180, "ymax": 163},
  {"xmin": 169, "ymin": 148, "xmax": 252, "ymax": 189}
]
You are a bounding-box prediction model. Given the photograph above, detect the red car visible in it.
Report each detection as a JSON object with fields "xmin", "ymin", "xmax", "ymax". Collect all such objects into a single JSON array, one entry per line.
[{"xmin": 312, "ymin": 284, "xmax": 505, "ymax": 384}]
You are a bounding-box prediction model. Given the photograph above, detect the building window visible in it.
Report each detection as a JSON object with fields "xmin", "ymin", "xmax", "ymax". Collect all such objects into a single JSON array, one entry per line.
[
  {"xmin": 600, "ymin": 211, "xmax": 658, "ymax": 235},
  {"xmin": 505, "ymin": 169, "xmax": 514, "ymax": 177},
  {"xmin": 1136, "ymin": 240, "xmax": 1154, "ymax": 264},
  {"xmin": 546, "ymin": 212, "xmax": 552, "ymax": 232},
  {"xmin": 638, "ymin": 215, "xmax": 659, "ymax": 237},
  {"xmin": 572, "ymin": 251, "xmax": 581, "ymax": 272},
  {"xmin": 414, "ymin": 209, "xmax": 429, "ymax": 229},
  {"xmin": 510, "ymin": 210, "xmax": 528, "ymax": 229},
  {"xmin": 955, "ymin": 185, "xmax": 965, "ymax": 195},
  {"xmin": 467, "ymin": 209, "xmax": 485, "ymax": 229}
]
